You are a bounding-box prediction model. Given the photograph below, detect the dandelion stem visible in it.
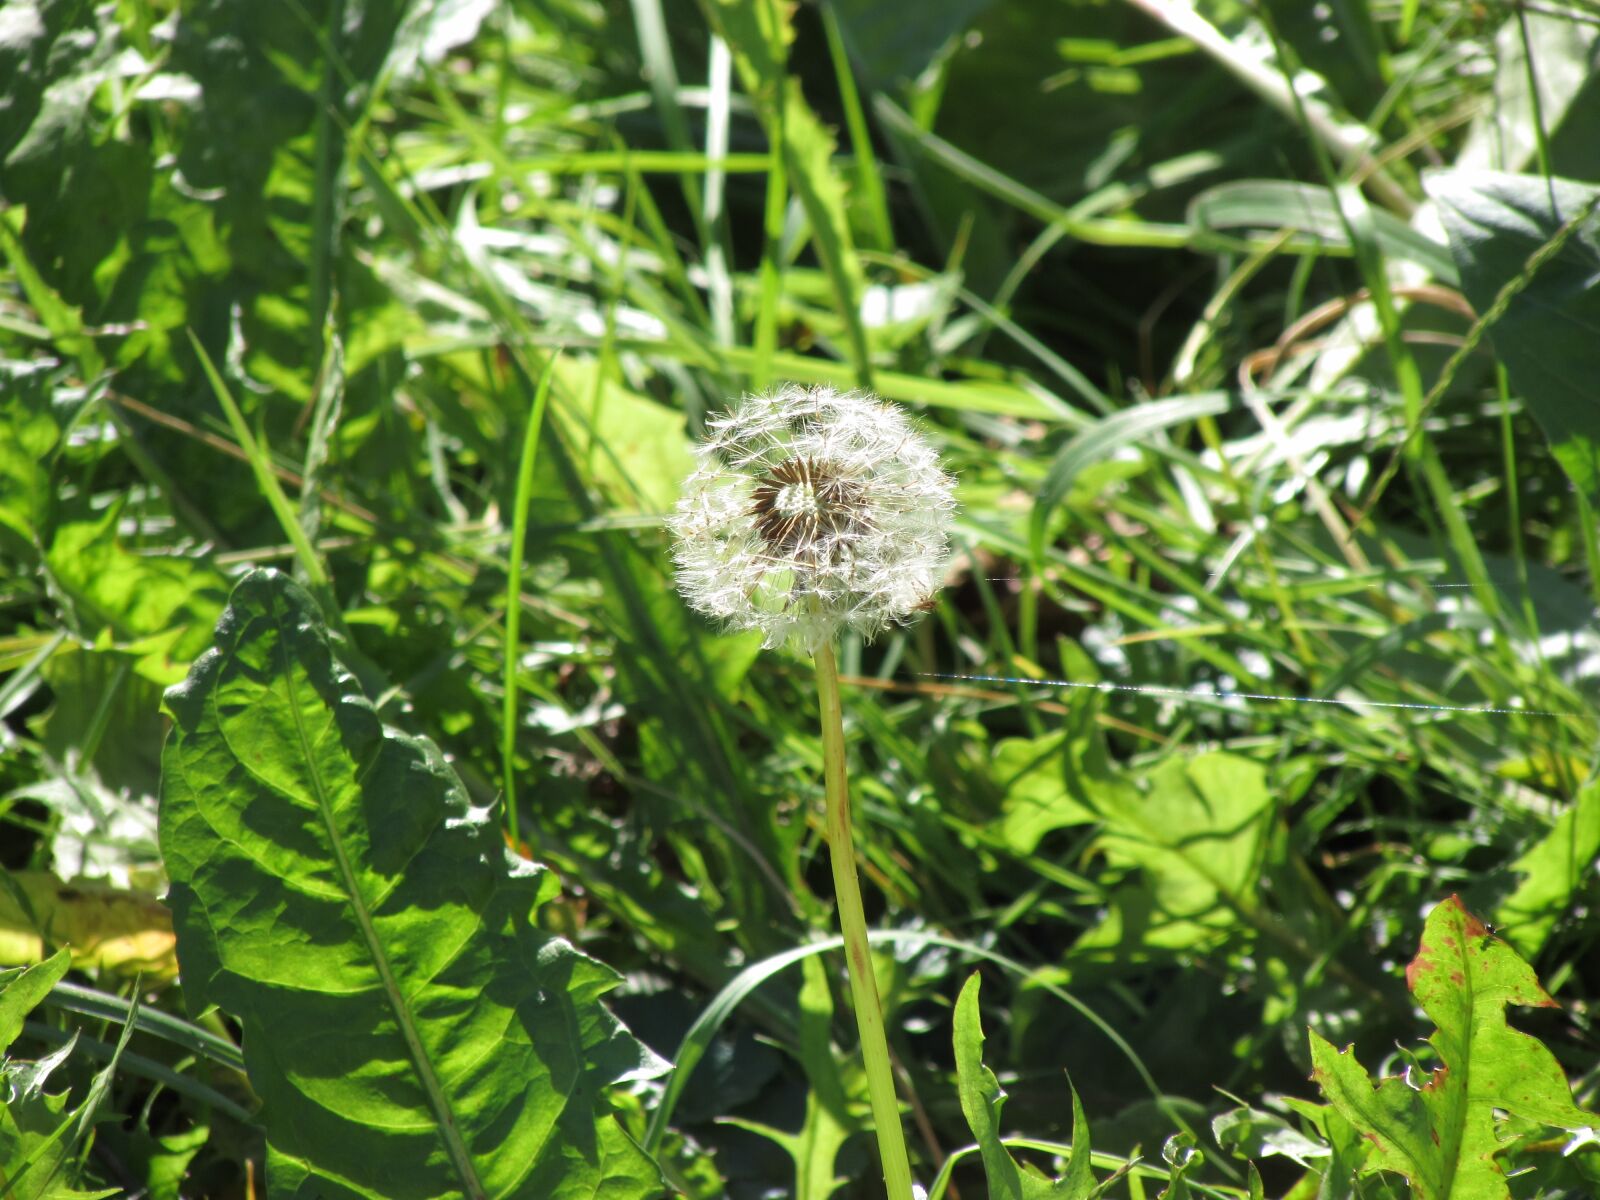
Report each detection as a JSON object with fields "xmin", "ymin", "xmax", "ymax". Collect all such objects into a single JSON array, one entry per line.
[{"xmin": 814, "ymin": 639, "xmax": 916, "ymax": 1200}]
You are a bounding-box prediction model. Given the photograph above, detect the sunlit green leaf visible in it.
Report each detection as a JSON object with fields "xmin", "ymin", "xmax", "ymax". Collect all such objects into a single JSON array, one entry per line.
[
  {"xmin": 954, "ymin": 973, "xmax": 1096, "ymax": 1200},
  {"xmin": 1498, "ymin": 779, "xmax": 1600, "ymax": 957},
  {"xmin": 1310, "ymin": 895, "xmax": 1597, "ymax": 1200},
  {"xmin": 160, "ymin": 569, "xmax": 665, "ymax": 1200}
]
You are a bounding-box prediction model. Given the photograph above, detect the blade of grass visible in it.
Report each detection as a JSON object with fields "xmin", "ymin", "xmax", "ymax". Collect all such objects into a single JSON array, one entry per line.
[
  {"xmin": 821, "ymin": 1, "xmax": 893, "ymax": 253},
  {"xmin": 751, "ymin": 140, "xmax": 787, "ymax": 392},
  {"xmin": 628, "ymin": 0, "xmax": 711, "ymax": 242},
  {"xmin": 642, "ymin": 929, "xmax": 1182, "ymax": 1157},
  {"xmin": 44, "ymin": 981, "xmax": 246, "ymax": 1074},
  {"xmin": 1120, "ymin": 0, "xmax": 1412, "ymax": 214},
  {"xmin": 704, "ymin": 34, "xmax": 736, "ymax": 348},
  {"xmin": 702, "ymin": 0, "xmax": 875, "ymax": 390},
  {"xmin": 297, "ymin": 329, "xmax": 344, "ymax": 548},
  {"xmin": 502, "ymin": 352, "xmax": 559, "ymax": 849},
  {"xmin": 874, "ymin": 96, "xmax": 1362, "ymax": 256},
  {"xmin": 187, "ymin": 330, "xmax": 330, "ymax": 594}
]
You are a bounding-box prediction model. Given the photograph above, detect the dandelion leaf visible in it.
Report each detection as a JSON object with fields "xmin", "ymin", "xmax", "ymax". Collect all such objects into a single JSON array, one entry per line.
[
  {"xmin": 954, "ymin": 974, "xmax": 1095, "ymax": 1200},
  {"xmin": 159, "ymin": 569, "xmax": 664, "ymax": 1200},
  {"xmin": 1310, "ymin": 895, "xmax": 1596, "ymax": 1200}
]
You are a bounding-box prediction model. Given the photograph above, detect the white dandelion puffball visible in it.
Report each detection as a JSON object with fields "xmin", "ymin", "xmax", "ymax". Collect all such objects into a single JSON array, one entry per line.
[{"xmin": 670, "ymin": 385, "xmax": 956, "ymax": 652}]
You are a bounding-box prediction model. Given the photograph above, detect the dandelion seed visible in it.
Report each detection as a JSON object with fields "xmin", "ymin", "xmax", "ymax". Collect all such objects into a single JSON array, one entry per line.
[{"xmin": 670, "ymin": 385, "xmax": 957, "ymax": 651}]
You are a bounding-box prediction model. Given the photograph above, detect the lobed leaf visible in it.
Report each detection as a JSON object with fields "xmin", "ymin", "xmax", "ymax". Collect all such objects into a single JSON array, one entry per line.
[
  {"xmin": 953, "ymin": 973, "xmax": 1095, "ymax": 1200},
  {"xmin": 1310, "ymin": 895, "xmax": 1596, "ymax": 1200},
  {"xmin": 0, "ymin": 949, "xmax": 120, "ymax": 1200},
  {"xmin": 1075, "ymin": 752, "xmax": 1274, "ymax": 958},
  {"xmin": 159, "ymin": 569, "xmax": 664, "ymax": 1200}
]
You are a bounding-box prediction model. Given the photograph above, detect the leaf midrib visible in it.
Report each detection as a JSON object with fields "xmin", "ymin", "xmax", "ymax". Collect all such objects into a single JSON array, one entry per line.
[
  {"xmin": 1432, "ymin": 913, "xmax": 1474, "ymax": 1200},
  {"xmin": 268, "ymin": 599, "xmax": 488, "ymax": 1200}
]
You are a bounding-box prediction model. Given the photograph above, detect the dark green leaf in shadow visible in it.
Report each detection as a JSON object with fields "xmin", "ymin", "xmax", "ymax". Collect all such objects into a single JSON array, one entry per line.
[
  {"xmin": 1429, "ymin": 170, "xmax": 1600, "ymax": 502},
  {"xmin": 829, "ymin": 0, "xmax": 997, "ymax": 91},
  {"xmin": 0, "ymin": 361, "xmax": 63, "ymax": 560}
]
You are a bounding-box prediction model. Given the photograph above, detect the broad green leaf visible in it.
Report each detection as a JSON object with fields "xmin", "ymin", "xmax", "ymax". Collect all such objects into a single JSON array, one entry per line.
[
  {"xmin": 38, "ymin": 643, "xmax": 167, "ymax": 802},
  {"xmin": 1310, "ymin": 895, "xmax": 1597, "ymax": 1200},
  {"xmin": 45, "ymin": 504, "xmax": 229, "ymax": 664},
  {"xmin": 1456, "ymin": 9, "xmax": 1600, "ymax": 181},
  {"xmin": 1076, "ymin": 753, "xmax": 1273, "ymax": 958},
  {"xmin": 552, "ymin": 359, "xmax": 695, "ymax": 514},
  {"xmin": 1498, "ymin": 779, "xmax": 1600, "ymax": 957},
  {"xmin": 1428, "ymin": 170, "xmax": 1600, "ymax": 503},
  {"xmin": 994, "ymin": 726, "xmax": 1133, "ymax": 857},
  {"xmin": 159, "ymin": 569, "xmax": 665, "ymax": 1200},
  {"xmin": 953, "ymin": 973, "xmax": 1096, "ymax": 1200},
  {"xmin": 0, "ymin": 947, "xmax": 70, "ymax": 1054},
  {"xmin": 1211, "ymin": 1103, "xmax": 1329, "ymax": 1168}
]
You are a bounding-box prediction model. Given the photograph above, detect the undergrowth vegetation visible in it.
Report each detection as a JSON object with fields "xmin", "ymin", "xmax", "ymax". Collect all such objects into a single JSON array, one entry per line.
[{"xmin": 3, "ymin": 0, "xmax": 1600, "ymax": 1197}]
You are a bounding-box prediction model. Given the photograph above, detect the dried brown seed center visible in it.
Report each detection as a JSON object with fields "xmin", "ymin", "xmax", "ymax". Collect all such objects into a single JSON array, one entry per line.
[{"xmin": 749, "ymin": 457, "xmax": 870, "ymax": 557}]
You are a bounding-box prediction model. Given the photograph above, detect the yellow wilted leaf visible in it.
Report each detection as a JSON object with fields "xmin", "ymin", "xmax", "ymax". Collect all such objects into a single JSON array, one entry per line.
[{"xmin": 0, "ymin": 870, "xmax": 177, "ymax": 983}]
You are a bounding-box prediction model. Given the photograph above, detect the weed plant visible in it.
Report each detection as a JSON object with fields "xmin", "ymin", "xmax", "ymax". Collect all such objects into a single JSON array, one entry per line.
[{"xmin": 2, "ymin": 1, "xmax": 1599, "ymax": 1198}]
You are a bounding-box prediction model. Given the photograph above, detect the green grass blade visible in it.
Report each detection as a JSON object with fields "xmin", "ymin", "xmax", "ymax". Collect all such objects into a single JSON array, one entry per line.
[
  {"xmin": 502, "ymin": 352, "xmax": 558, "ymax": 847},
  {"xmin": 644, "ymin": 928, "xmax": 1175, "ymax": 1155},
  {"xmin": 821, "ymin": 1, "xmax": 893, "ymax": 252},
  {"xmin": 43, "ymin": 981, "xmax": 246, "ymax": 1076},
  {"xmin": 704, "ymin": 0, "xmax": 875, "ymax": 388},
  {"xmin": 1031, "ymin": 393, "xmax": 1232, "ymax": 562},
  {"xmin": 187, "ymin": 331, "xmax": 329, "ymax": 592}
]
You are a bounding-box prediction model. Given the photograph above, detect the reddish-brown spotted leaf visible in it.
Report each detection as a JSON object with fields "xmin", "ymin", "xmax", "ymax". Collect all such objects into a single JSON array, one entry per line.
[{"xmin": 1309, "ymin": 895, "xmax": 1595, "ymax": 1200}]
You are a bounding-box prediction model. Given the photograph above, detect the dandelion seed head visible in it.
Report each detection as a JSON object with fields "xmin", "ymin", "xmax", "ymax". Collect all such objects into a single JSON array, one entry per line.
[{"xmin": 670, "ymin": 385, "xmax": 957, "ymax": 652}]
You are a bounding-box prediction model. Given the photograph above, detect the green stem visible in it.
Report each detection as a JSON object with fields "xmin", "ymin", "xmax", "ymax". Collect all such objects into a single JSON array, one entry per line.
[{"xmin": 814, "ymin": 640, "xmax": 915, "ymax": 1200}]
